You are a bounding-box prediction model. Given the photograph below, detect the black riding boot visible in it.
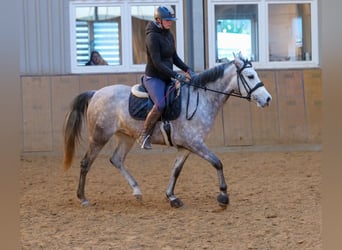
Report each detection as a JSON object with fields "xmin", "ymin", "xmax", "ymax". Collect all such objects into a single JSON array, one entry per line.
[{"xmin": 138, "ymin": 106, "xmax": 162, "ymax": 149}]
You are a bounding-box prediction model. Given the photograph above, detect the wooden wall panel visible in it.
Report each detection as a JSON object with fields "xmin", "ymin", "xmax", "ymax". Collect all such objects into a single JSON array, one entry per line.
[
  {"xmin": 303, "ymin": 69, "xmax": 322, "ymax": 142},
  {"xmin": 251, "ymin": 71, "xmax": 279, "ymax": 143},
  {"xmin": 22, "ymin": 76, "xmax": 52, "ymax": 151},
  {"xmin": 107, "ymin": 73, "xmax": 139, "ymax": 86},
  {"xmin": 51, "ymin": 76, "xmax": 80, "ymax": 154},
  {"xmin": 276, "ymin": 70, "xmax": 307, "ymax": 142},
  {"xmin": 79, "ymin": 74, "xmax": 109, "ymax": 92},
  {"xmin": 223, "ymin": 98, "xmax": 253, "ymax": 146}
]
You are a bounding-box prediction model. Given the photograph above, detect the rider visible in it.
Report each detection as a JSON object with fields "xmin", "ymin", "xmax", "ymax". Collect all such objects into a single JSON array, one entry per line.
[{"xmin": 138, "ymin": 5, "xmax": 196, "ymax": 149}]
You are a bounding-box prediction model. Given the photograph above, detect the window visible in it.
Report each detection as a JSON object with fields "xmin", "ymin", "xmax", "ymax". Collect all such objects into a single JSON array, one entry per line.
[
  {"xmin": 208, "ymin": 0, "xmax": 318, "ymax": 69},
  {"xmin": 75, "ymin": 6, "xmax": 121, "ymax": 66},
  {"xmin": 215, "ymin": 4, "xmax": 259, "ymax": 62},
  {"xmin": 268, "ymin": 3, "xmax": 312, "ymax": 62},
  {"xmin": 69, "ymin": 1, "xmax": 184, "ymax": 73}
]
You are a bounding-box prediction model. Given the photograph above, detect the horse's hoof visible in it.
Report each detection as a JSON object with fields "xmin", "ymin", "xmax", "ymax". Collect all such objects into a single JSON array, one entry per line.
[
  {"xmin": 217, "ymin": 193, "xmax": 229, "ymax": 208},
  {"xmin": 134, "ymin": 194, "xmax": 143, "ymax": 201},
  {"xmin": 81, "ymin": 199, "xmax": 90, "ymax": 206},
  {"xmin": 170, "ymin": 198, "xmax": 184, "ymax": 208}
]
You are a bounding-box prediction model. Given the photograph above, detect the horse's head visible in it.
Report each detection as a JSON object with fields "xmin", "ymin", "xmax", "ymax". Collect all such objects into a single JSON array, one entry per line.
[{"xmin": 231, "ymin": 52, "xmax": 272, "ymax": 107}]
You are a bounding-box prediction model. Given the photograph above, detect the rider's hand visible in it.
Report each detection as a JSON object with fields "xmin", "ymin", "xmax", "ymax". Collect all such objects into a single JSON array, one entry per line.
[
  {"xmin": 174, "ymin": 73, "xmax": 187, "ymax": 83},
  {"xmin": 186, "ymin": 69, "xmax": 197, "ymax": 80}
]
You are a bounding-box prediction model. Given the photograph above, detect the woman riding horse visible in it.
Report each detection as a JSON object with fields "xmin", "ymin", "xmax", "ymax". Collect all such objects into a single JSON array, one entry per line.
[
  {"xmin": 63, "ymin": 52, "xmax": 272, "ymax": 208},
  {"xmin": 139, "ymin": 5, "xmax": 196, "ymax": 149}
]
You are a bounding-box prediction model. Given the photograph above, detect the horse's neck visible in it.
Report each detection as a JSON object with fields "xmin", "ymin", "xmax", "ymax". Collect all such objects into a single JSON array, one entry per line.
[
  {"xmin": 201, "ymin": 75, "xmax": 234, "ymax": 109},
  {"xmin": 184, "ymin": 80, "xmax": 229, "ymax": 121},
  {"xmin": 184, "ymin": 65, "xmax": 236, "ymax": 120}
]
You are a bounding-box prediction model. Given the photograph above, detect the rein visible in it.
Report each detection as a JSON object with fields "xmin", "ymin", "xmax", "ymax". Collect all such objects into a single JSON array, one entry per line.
[{"xmin": 183, "ymin": 61, "xmax": 264, "ymax": 120}]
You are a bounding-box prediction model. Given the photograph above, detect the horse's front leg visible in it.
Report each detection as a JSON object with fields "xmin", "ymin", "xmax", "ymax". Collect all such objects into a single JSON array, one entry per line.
[
  {"xmin": 166, "ymin": 148, "xmax": 191, "ymax": 208},
  {"xmin": 191, "ymin": 144, "xmax": 229, "ymax": 208}
]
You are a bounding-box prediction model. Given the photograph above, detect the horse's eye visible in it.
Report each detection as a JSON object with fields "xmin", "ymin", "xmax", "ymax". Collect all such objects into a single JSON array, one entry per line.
[{"xmin": 247, "ymin": 75, "xmax": 254, "ymax": 79}]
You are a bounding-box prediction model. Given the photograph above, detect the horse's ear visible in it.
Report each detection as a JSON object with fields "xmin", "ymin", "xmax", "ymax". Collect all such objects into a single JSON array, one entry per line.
[
  {"xmin": 233, "ymin": 52, "xmax": 244, "ymax": 68},
  {"xmin": 237, "ymin": 51, "xmax": 246, "ymax": 61}
]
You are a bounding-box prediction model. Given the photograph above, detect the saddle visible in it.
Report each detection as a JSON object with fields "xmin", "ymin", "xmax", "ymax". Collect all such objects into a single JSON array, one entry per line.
[{"xmin": 128, "ymin": 76, "xmax": 182, "ymax": 121}]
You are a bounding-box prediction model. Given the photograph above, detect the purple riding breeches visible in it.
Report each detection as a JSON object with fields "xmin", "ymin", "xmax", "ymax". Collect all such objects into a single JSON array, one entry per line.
[{"xmin": 143, "ymin": 76, "xmax": 168, "ymax": 112}]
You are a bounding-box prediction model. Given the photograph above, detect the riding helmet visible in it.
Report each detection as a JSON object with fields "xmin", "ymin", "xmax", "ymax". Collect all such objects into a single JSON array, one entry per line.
[{"xmin": 154, "ymin": 6, "xmax": 177, "ymax": 21}]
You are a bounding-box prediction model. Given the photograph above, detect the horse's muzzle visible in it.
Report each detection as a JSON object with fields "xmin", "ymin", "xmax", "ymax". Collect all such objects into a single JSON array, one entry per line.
[
  {"xmin": 265, "ymin": 96, "xmax": 271, "ymax": 106},
  {"xmin": 257, "ymin": 95, "xmax": 272, "ymax": 108}
]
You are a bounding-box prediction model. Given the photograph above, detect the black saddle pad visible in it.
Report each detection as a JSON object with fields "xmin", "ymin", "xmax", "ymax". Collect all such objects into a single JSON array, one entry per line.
[{"xmin": 129, "ymin": 84, "xmax": 182, "ymax": 121}]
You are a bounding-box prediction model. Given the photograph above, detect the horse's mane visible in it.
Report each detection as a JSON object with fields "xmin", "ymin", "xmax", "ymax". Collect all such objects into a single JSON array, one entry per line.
[{"xmin": 191, "ymin": 62, "xmax": 232, "ymax": 88}]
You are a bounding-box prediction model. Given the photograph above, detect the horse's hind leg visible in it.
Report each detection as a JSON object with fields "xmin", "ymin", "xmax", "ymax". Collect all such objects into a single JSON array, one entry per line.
[
  {"xmin": 109, "ymin": 133, "xmax": 142, "ymax": 200},
  {"xmin": 166, "ymin": 148, "xmax": 191, "ymax": 208},
  {"xmin": 77, "ymin": 141, "xmax": 105, "ymax": 206}
]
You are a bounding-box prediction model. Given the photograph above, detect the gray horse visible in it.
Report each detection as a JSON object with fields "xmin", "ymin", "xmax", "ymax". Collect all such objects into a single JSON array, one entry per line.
[{"xmin": 63, "ymin": 52, "xmax": 272, "ymax": 208}]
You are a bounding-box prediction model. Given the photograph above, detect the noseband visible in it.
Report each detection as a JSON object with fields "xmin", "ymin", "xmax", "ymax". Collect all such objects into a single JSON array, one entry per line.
[{"xmin": 235, "ymin": 60, "xmax": 264, "ymax": 101}]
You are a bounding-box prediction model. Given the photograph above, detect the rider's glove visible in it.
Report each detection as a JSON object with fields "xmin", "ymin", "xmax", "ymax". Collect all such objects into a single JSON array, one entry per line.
[
  {"xmin": 174, "ymin": 73, "xmax": 187, "ymax": 83},
  {"xmin": 187, "ymin": 69, "xmax": 197, "ymax": 79}
]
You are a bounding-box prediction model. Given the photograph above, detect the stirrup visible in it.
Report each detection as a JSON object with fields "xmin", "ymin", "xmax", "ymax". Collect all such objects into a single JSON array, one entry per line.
[{"xmin": 140, "ymin": 135, "xmax": 152, "ymax": 149}]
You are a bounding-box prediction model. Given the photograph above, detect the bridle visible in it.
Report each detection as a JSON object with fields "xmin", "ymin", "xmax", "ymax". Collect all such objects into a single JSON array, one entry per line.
[
  {"xmin": 185, "ymin": 60, "xmax": 264, "ymax": 101},
  {"xmin": 235, "ymin": 60, "xmax": 264, "ymax": 101},
  {"xmin": 183, "ymin": 59, "xmax": 264, "ymax": 120}
]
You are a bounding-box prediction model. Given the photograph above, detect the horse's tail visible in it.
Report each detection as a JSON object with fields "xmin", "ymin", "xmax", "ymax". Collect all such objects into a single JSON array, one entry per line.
[{"xmin": 63, "ymin": 90, "xmax": 96, "ymax": 171}]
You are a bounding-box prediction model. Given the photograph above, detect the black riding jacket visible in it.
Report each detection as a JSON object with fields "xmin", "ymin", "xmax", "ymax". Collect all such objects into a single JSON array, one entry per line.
[{"xmin": 145, "ymin": 21, "xmax": 189, "ymax": 82}]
